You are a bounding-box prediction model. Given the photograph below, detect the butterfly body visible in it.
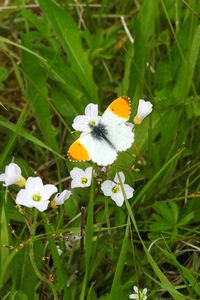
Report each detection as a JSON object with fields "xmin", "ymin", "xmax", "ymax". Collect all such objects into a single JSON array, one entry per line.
[{"xmin": 68, "ymin": 96, "xmax": 134, "ymax": 166}]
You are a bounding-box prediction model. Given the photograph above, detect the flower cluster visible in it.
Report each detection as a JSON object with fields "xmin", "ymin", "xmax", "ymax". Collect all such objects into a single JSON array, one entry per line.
[
  {"xmin": 0, "ymin": 162, "xmax": 134, "ymax": 211},
  {"xmin": 0, "ymin": 163, "xmax": 94, "ymax": 212}
]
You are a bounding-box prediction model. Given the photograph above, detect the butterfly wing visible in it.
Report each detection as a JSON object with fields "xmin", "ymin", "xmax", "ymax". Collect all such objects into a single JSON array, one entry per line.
[
  {"xmin": 100, "ymin": 96, "xmax": 134, "ymax": 155},
  {"xmin": 107, "ymin": 123, "xmax": 134, "ymax": 152},
  {"xmin": 89, "ymin": 123, "xmax": 134, "ymax": 166},
  {"xmin": 90, "ymin": 138, "xmax": 117, "ymax": 166},
  {"xmin": 67, "ymin": 133, "xmax": 95, "ymax": 162},
  {"xmin": 100, "ymin": 96, "xmax": 131, "ymax": 126}
]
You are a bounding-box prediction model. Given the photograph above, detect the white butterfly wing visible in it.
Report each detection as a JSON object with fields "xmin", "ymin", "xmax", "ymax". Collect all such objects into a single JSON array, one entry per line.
[
  {"xmin": 91, "ymin": 139, "xmax": 117, "ymax": 166},
  {"xmin": 107, "ymin": 123, "xmax": 134, "ymax": 151},
  {"xmin": 100, "ymin": 96, "xmax": 131, "ymax": 126}
]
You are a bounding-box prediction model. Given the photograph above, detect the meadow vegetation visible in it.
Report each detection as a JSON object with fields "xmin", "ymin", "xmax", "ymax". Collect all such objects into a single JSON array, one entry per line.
[{"xmin": 0, "ymin": 0, "xmax": 200, "ymax": 299}]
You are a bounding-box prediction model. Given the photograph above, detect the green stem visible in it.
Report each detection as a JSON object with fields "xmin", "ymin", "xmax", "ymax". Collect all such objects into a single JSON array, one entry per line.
[
  {"xmin": 80, "ymin": 170, "xmax": 95, "ymax": 300},
  {"xmin": 29, "ymin": 210, "xmax": 58, "ymax": 300}
]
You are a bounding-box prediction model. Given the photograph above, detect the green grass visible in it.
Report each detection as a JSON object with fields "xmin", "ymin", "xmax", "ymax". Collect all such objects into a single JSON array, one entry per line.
[{"xmin": 0, "ymin": 0, "xmax": 200, "ymax": 299}]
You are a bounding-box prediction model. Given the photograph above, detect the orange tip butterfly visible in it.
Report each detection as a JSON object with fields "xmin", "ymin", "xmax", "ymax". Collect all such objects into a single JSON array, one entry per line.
[{"xmin": 67, "ymin": 96, "xmax": 134, "ymax": 166}]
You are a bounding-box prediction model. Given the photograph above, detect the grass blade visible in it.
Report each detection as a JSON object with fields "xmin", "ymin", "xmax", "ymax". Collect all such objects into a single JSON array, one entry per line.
[{"xmin": 38, "ymin": 0, "xmax": 98, "ymax": 101}]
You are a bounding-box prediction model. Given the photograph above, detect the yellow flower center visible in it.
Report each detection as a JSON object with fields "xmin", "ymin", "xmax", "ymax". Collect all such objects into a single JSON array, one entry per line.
[
  {"xmin": 139, "ymin": 291, "xmax": 145, "ymax": 299},
  {"xmin": 133, "ymin": 115, "xmax": 142, "ymax": 124},
  {"xmin": 89, "ymin": 120, "xmax": 96, "ymax": 126},
  {"xmin": 112, "ymin": 185, "xmax": 120, "ymax": 194},
  {"xmin": 32, "ymin": 193, "xmax": 41, "ymax": 202},
  {"xmin": 16, "ymin": 176, "xmax": 26, "ymax": 187},
  {"xmin": 81, "ymin": 177, "xmax": 88, "ymax": 184}
]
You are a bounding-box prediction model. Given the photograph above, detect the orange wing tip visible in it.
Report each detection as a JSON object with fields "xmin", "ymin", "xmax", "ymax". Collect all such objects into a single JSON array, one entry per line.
[
  {"xmin": 108, "ymin": 96, "xmax": 131, "ymax": 119},
  {"xmin": 67, "ymin": 140, "xmax": 90, "ymax": 162}
]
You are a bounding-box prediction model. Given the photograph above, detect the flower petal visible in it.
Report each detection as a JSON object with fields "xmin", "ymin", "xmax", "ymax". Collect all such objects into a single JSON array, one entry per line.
[
  {"xmin": 133, "ymin": 286, "xmax": 139, "ymax": 293},
  {"xmin": 16, "ymin": 190, "xmax": 34, "ymax": 208},
  {"xmin": 143, "ymin": 288, "xmax": 147, "ymax": 295},
  {"xmin": 101, "ymin": 180, "xmax": 114, "ymax": 196},
  {"xmin": 134, "ymin": 99, "xmax": 153, "ymax": 124},
  {"xmin": 114, "ymin": 172, "xmax": 125, "ymax": 184},
  {"xmin": 72, "ymin": 115, "xmax": 91, "ymax": 132},
  {"xmin": 123, "ymin": 184, "xmax": 134, "ymax": 199},
  {"xmin": 71, "ymin": 179, "xmax": 82, "ymax": 188},
  {"xmin": 110, "ymin": 190, "xmax": 124, "ymax": 207},
  {"xmin": 43, "ymin": 184, "xmax": 57, "ymax": 200},
  {"xmin": 25, "ymin": 177, "xmax": 43, "ymax": 194},
  {"xmin": 2, "ymin": 163, "xmax": 22, "ymax": 186},
  {"xmin": 85, "ymin": 103, "xmax": 98, "ymax": 118},
  {"xmin": 129, "ymin": 294, "xmax": 139, "ymax": 299},
  {"xmin": 85, "ymin": 167, "xmax": 92, "ymax": 182},
  {"xmin": 33, "ymin": 200, "xmax": 49, "ymax": 212},
  {"xmin": 55, "ymin": 190, "xmax": 71, "ymax": 205},
  {"xmin": 70, "ymin": 167, "xmax": 85, "ymax": 181}
]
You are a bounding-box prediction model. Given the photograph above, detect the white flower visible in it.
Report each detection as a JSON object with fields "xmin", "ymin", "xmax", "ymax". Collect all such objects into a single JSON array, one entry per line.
[
  {"xmin": 16, "ymin": 177, "xmax": 57, "ymax": 212},
  {"xmin": 56, "ymin": 245, "xmax": 63, "ymax": 256},
  {"xmin": 134, "ymin": 99, "xmax": 153, "ymax": 124},
  {"xmin": 51, "ymin": 190, "xmax": 71, "ymax": 208},
  {"xmin": 101, "ymin": 172, "xmax": 134, "ymax": 207},
  {"xmin": 72, "ymin": 103, "xmax": 101, "ymax": 132},
  {"xmin": 0, "ymin": 163, "xmax": 26, "ymax": 187},
  {"xmin": 70, "ymin": 167, "xmax": 92, "ymax": 188},
  {"xmin": 129, "ymin": 286, "xmax": 148, "ymax": 300}
]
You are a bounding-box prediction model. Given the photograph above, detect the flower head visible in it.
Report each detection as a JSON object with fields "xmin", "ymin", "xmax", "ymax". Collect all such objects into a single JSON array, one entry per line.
[
  {"xmin": 101, "ymin": 172, "xmax": 134, "ymax": 207},
  {"xmin": 70, "ymin": 167, "xmax": 92, "ymax": 188},
  {"xmin": 51, "ymin": 190, "xmax": 71, "ymax": 208},
  {"xmin": 16, "ymin": 176, "xmax": 57, "ymax": 212},
  {"xmin": 129, "ymin": 286, "xmax": 148, "ymax": 300},
  {"xmin": 72, "ymin": 103, "xmax": 101, "ymax": 132},
  {"xmin": 0, "ymin": 163, "xmax": 26, "ymax": 187},
  {"xmin": 134, "ymin": 99, "xmax": 153, "ymax": 124}
]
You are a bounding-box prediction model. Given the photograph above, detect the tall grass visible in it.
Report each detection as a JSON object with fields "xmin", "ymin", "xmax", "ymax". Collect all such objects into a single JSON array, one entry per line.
[{"xmin": 0, "ymin": 1, "xmax": 200, "ymax": 299}]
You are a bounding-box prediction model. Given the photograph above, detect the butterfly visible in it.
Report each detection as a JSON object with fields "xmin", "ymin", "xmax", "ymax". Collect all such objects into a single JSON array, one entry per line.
[{"xmin": 67, "ymin": 96, "xmax": 134, "ymax": 166}]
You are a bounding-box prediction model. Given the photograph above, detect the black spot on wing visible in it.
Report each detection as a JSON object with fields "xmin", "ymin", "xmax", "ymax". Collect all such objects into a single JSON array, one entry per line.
[{"xmin": 91, "ymin": 123, "xmax": 116, "ymax": 150}]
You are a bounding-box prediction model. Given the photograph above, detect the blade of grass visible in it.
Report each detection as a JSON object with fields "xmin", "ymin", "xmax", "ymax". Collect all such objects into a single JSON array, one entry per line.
[
  {"xmin": 38, "ymin": 0, "xmax": 98, "ymax": 101},
  {"xmin": 159, "ymin": 245, "xmax": 200, "ymax": 297},
  {"xmin": 21, "ymin": 38, "xmax": 60, "ymax": 153},
  {"xmin": 80, "ymin": 170, "xmax": 95, "ymax": 300},
  {"xmin": 109, "ymin": 216, "xmax": 130, "ymax": 299},
  {"xmin": 0, "ymin": 118, "xmax": 66, "ymax": 160},
  {"xmin": 0, "ymin": 37, "xmax": 47, "ymax": 62},
  {"xmin": 132, "ymin": 147, "xmax": 185, "ymax": 206},
  {"xmin": 0, "ymin": 189, "xmax": 10, "ymax": 287},
  {"xmin": 117, "ymin": 174, "xmax": 186, "ymax": 300},
  {"xmin": 0, "ymin": 105, "xmax": 30, "ymax": 168}
]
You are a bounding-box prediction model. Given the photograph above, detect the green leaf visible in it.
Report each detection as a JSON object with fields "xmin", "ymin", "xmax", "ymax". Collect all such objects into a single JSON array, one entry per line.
[
  {"xmin": 22, "ymin": 36, "xmax": 59, "ymax": 152},
  {"xmin": 38, "ymin": 0, "xmax": 98, "ymax": 101},
  {"xmin": 177, "ymin": 212, "xmax": 194, "ymax": 227}
]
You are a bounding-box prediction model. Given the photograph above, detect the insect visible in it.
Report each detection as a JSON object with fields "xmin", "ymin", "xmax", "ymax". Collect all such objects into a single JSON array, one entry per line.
[{"xmin": 67, "ymin": 96, "xmax": 134, "ymax": 166}]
